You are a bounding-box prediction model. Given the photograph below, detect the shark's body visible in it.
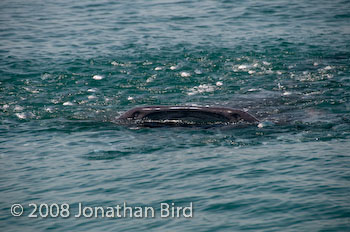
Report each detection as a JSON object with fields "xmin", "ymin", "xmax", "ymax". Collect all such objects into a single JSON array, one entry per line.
[{"xmin": 117, "ymin": 106, "xmax": 259, "ymax": 127}]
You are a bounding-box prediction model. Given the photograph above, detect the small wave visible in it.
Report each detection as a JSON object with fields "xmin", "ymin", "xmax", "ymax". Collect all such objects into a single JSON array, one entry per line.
[
  {"xmin": 187, "ymin": 84, "xmax": 215, "ymax": 96},
  {"xmin": 92, "ymin": 75, "xmax": 104, "ymax": 80},
  {"xmin": 15, "ymin": 112, "xmax": 27, "ymax": 119},
  {"xmin": 216, "ymin": 81, "xmax": 223, "ymax": 86},
  {"xmin": 180, "ymin": 71, "xmax": 191, "ymax": 77},
  {"xmin": 63, "ymin": 101, "xmax": 74, "ymax": 106}
]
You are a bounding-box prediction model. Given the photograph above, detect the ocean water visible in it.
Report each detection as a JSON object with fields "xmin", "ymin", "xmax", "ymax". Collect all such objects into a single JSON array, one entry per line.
[{"xmin": 1, "ymin": 0, "xmax": 350, "ymax": 231}]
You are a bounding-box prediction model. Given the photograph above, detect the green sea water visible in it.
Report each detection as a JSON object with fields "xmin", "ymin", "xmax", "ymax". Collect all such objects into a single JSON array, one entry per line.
[{"xmin": 1, "ymin": 0, "xmax": 350, "ymax": 231}]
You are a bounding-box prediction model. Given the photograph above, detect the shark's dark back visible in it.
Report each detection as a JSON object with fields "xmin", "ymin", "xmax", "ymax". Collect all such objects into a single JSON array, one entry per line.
[{"xmin": 117, "ymin": 106, "xmax": 259, "ymax": 127}]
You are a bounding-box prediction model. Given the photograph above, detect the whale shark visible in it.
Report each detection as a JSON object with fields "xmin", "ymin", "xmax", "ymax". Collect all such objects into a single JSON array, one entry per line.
[{"xmin": 117, "ymin": 106, "xmax": 259, "ymax": 127}]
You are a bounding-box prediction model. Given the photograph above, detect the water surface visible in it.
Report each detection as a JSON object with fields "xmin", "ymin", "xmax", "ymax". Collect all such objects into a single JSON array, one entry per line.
[{"xmin": 1, "ymin": 0, "xmax": 350, "ymax": 231}]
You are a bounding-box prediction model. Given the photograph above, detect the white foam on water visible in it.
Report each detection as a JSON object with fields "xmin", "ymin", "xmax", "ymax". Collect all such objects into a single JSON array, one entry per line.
[
  {"xmin": 45, "ymin": 107, "xmax": 53, "ymax": 113},
  {"xmin": 24, "ymin": 87, "xmax": 39, "ymax": 94},
  {"xmin": 238, "ymin": 65, "xmax": 247, "ymax": 70},
  {"xmin": 248, "ymin": 70, "xmax": 255, "ymax": 74},
  {"xmin": 277, "ymin": 83, "xmax": 284, "ymax": 90},
  {"xmin": 111, "ymin": 61, "xmax": 130, "ymax": 67},
  {"xmin": 304, "ymin": 91, "xmax": 322, "ymax": 96},
  {"xmin": 63, "ymin": 101, "xmax": 74, "ymax": 106},
  {"xmin": 216, "ymin": 81, "xmax": 223, "ymax": 86},
  {"xmin": 170, "ymin": 65, "xmax": 177, "ymax": 70},
  {"xmin": 194, "ymin": 69, "xmax": 202, "ymax": 74},
  {"xmin": 326, "ymin": 74, "xmax": 333, "ymax": 79},
  {"xmin": 154, "ymin": 67, "xmax": 162, "ymax": 71},
  {"xmin": 88, "ymin": 95, "xmax": 97, "ymax": 100},
  {"xmin": 2, "ymin": 104, "xmax": 9, "ymax": 110},
  {"xmin": 127, "ymin": 96, "xmax": 134, "ymax": 101},
  {"xmin": 180, "ymin": 72, "xmax": 191, "ymax": 77},
  {"xmin": 258, "ymin": 121, "xmax": 274, "ymax": 128},
  {"xmin": 146, "ymin": 74, "xmax": 156, "ymax": 83},
  {"xmin": 41, "ymin": 73, "xmax": 52, "ymax": 80},
  {"xmin": 15, "ymin": 113, "xmax": 26, "ymax": 119},
  {"xmin": 92, "ymin": 75, "xmax": 104, "ymax": 80},
  {"xmin": 187, "ymin": 84, "xmax": 215, "ymax": 96},
  {"xmin": 87, "ymin": 88, "xmax": 97, "ymax": 92},
  {"xmin": 14, "ymin": 106, "xmax": 24, "ymax": 111}
]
